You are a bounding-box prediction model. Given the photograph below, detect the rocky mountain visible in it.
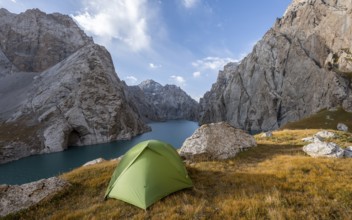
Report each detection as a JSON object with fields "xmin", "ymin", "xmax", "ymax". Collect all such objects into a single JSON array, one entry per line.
[
  {"xmin": 200, "ymin": 0, "xmax": 352, "ymax": 132},
  {"xmin": 0, "ymin": 9, "xmax": 149, "ymax": 164},
  {"xmin": 125, "ymin": 80, "xmax": 199, "ymax": 121}
]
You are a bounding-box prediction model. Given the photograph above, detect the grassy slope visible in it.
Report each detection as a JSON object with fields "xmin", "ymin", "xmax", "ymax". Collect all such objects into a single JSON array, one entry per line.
[
  {"xmin": 282, "ymin": 108, "xmax": 352, "ymax": 130},
  {"xmin": 6, "ymin": 129, "xmax": 352, "ymax": 220}
]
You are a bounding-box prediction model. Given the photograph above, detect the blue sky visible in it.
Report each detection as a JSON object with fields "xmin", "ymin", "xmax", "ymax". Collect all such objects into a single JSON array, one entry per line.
[{"xmin": 0, "ymin": 0, "xmax": 292, "ymax": 100}]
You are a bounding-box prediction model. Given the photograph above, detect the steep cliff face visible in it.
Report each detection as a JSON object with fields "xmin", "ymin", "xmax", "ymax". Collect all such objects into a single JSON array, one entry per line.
[
  {"xmin": 0, "ymin": 8, "xmax": 92, "ymax": 72},
  {"xmin": 0, "ymin": 9, "xmax": 148, "ymax": 164},
  {"xmin": 200, "ymin": 0, "xmax": 352, "ymax": 132},
  {"xmin": 125, "ymin": 80, "xmax": 199, "ymax": 121}
]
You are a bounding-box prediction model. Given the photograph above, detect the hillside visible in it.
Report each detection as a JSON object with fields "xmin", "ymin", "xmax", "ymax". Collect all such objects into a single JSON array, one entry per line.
[
  {"xmin": 6, "ymin": 129, "xmax": 352, "ymax": 219},
  {"xmin": 282, "ymin": 108, "xmax": 352, "ymax": 130}
]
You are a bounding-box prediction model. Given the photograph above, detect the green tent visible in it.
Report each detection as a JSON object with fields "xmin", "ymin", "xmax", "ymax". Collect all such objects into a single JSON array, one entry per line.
[{"xmin": 104, "ymin": 140, "xmax": 193, "ymax": 209}]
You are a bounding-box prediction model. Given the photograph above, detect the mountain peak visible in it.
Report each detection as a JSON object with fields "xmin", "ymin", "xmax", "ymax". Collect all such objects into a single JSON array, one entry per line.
[
  {"xmin": 138, "ymin": 79, "xmax": 163, "ymax": 91},
  {"xmin": 126, "ymin": 79, "xmax": 199, "ymax": 121},
  {"xmin": 0, "ymin": 8, "xmax": 93, "ymax": 72}
]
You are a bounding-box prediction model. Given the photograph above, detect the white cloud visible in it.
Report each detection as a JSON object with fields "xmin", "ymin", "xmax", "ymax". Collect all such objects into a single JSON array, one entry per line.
[
  {"xmin": 149, "ymin": 63, "xmax": 162, "ymax": 69},
  {"xmin": 10, "ymin": 0, "xmax": 17, "ymax": 3},
  {"xmin": 182, "ymin": 0, "xmax": 200, "ymax": 8},
  {"xmin": 125, "ymin": 75, "xmax": 138, "ymax": 85},
  {"xmin": 192, "ymin": 57, "xmax": 237, "ymax": 71},
  {"xmin": 72, "ymin": 0, "xmax": 150, "ymax": 51},
  {"xmin": 193, "ymin": 71, "xmax": 201, "ymax": 78},
  {"xmin": 170, "ymin": 75, "xmax": 186, "ymax": 86}
]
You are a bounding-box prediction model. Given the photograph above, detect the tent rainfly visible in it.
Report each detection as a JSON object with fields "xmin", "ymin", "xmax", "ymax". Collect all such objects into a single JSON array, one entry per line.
[{"xmin": 104, "ymin": 140, "xmax": 193, "ymax": 209}]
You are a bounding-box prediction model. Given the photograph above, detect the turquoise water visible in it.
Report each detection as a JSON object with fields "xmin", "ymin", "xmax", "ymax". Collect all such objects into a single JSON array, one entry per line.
[{"xmin": 0, "ymin": 120, "xmax": 198, "ymax": 185}]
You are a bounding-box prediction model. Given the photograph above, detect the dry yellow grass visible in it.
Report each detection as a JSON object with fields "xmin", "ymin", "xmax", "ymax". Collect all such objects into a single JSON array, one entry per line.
[
  {"xmin": 5, "ymin": 130, "xmax": 352, "ymax": 220},
  {"xmin": 255, "ymin": 129, "xmax": 352, "ymax": 149}
]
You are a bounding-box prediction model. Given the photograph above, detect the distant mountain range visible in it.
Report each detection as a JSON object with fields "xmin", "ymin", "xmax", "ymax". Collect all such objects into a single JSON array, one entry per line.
[{"xmin": 125, "ymin": 79, "xmax": 199, "ymax": 122}]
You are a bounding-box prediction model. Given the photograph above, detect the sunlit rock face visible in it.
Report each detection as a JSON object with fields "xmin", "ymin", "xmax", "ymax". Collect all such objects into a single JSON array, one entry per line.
[
  {"xmin": 199, "ymin": 0, "xmax": 352, "ymax": 132},
  {"xmin": 0, "ymin": 9, "xmax": 149, "ymax": 164}
]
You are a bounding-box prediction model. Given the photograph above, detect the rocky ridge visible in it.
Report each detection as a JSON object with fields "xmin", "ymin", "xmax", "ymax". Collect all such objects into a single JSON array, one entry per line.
[
  {"xmin": 125, "ymin": 79, "xmax": 199, "ymax": 121},
  {"xmin": 200, "ymin": 0, "xmax": 352, "ymax": 132},
  {"xmin": 0, "ymin": 9, "xmax": 148, "ymax": 163}
]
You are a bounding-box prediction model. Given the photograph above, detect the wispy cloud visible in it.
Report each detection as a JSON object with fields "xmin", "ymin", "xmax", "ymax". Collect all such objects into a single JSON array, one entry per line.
[
  {"xmin": 170, "ymin": 75, "xmax": 186, "ymax": 87},
  {"xmin": 72, "ymin": 0, "xmax": 151, "ymax": 51},
  {"xmin": 0, "ymin": 0, "xmax": 20, "ymax": 11},
  {"xmin": 182, "ymin": 0, "xmax": 200, "ymax": 9},
  {"xmin": 149, "ymin": 63, "xmax": 162, "ymax": 69},
  {"xmin": 192, "ymin": 57, "xmax": 237, "ymax": 71},
  {"xmin": 193, "ymin": 71, "xmax": 201, "ymax": 78},
  {"xmin": 125, "ymin": 75, "xmax": 138, "ymax": 85}
]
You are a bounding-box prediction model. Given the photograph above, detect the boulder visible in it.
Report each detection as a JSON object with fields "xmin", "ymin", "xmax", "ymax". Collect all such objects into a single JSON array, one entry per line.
[
  {"xmin": 315, "ymin": 130, "xmax": 336, "ymax": 138},
  {"xmin": 337, "ymin": 123, "xmax": 348, "ymax": 132},
  {"xmin": 0, "ymin": 177, "xmax": 69, "ymax": 217},
  {"xmin": 179, "ymin": 122, "xmax": 256, "ymax": 160},
  {"xmin": 83, "ymin": 158, "xmax": 105, "ymax": 166},
  {"xmin": 344, "ymin": 146, "xmax": 352, "ymax": 158},
  {"xmin": 303, "ymin": 142, "xmax": 345, "ymax": 158}
]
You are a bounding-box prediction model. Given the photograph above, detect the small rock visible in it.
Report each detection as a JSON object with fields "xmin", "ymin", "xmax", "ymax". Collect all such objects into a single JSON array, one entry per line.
[
  {"xmin": 344, "ymin": 146, "xmax": 352, "ymax": 158},
  {"xmin": 337, "ymin": 123, "xmax": 348, "ymax": 131},
  {"xmin": 326, "ymin": 115, "xmax": 333, "ymax": 120},
  {"xmin": 83, "ymin": 158, "xmax": 105, "ymax": 166},
  {"xmin": 328, "ymin": 107, "xmax": 338, "ymax": 112},
  {"xmin": 303, "ymin": 142, "xmax": 344, "ymax": 158},
  {"xmin": 301, "ymin": 135, "xmax": 323, "ymax": 143},
  {"xmin": 315, "ymin": 130, "xmax": 336, "ymax": 138},
  {"xmin": 261, "ymin": 131, "xmax": 273, "ymax": 137},
  {"xmin": 111, "ymin": 155, "xmax": 124, "ymax": 161}
]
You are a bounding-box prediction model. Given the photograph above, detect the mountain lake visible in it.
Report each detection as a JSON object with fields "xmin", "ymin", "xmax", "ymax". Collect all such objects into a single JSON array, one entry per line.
[{"xmin": 0, "ymin": 120, "xmax": 198, "ymax": 185}]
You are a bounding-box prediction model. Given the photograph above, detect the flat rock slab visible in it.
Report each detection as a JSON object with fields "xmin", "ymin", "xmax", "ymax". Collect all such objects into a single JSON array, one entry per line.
[
  {"xmin": 303, "ymin": 142, "xmax": 344, "ymax": 158},
  {"xmin": 315, "ymin": 130, "xmax": 336, "ymax": 138},
  {"xmin": 0, "ymin": 177, "xmax": 69, "ymax": 217},
  {"xmin": 83, "ymin": 158, "xmax": 105, "ymax": 166}
]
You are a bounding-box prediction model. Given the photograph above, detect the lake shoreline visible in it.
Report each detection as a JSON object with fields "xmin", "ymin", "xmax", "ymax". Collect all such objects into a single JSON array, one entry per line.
[{"xmin": 0, "ymin": 120, "xmax": 198, "ymax": 185}]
